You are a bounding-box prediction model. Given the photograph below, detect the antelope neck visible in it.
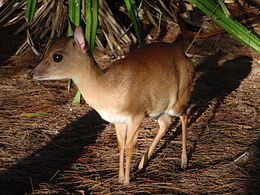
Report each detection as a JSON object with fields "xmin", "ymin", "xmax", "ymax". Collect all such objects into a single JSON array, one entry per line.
[
  {"xmin": 72, "ymin": 54, "xmax": 109, "ymax": 107},
  {"xmin": 73, "ymin": 54, "xmax": 102, "ymax": 86}
]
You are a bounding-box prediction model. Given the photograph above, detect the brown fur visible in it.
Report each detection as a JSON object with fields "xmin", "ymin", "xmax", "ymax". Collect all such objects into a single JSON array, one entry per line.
[{"xmin": 32, "ymin": 27, "xmax": 195, "ymax": 184}]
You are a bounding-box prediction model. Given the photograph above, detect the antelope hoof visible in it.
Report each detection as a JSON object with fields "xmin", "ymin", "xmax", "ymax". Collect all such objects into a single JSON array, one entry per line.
[
  {"xmin": 181, "ymin": 158, "xmax": 188, "ymax": 169},
  {"xmin": 118, "ymin": 176, "xmax": 124, "ymax": 184},
  {"xmin": 138, "ymin": 157, "xmax": 145, "ymax": 170},
  {"xmin": 123, "ymin": 178, "xmax": 130, "ymax": 185}
]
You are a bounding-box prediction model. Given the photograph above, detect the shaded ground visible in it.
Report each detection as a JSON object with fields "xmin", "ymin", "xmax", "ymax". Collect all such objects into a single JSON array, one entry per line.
[{"xmin": 0, "ymin": 25, "xmax": 259, "ymax": 194}]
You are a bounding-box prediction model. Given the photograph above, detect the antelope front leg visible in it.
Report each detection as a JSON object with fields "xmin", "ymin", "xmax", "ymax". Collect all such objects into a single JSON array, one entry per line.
[
  {"xmin": 180, "ymin": 114, "xmax": 188, "ymax": 169},
  {"xmin": 115, "ymin": 123, "xmax": 127, "ymax": 183}
]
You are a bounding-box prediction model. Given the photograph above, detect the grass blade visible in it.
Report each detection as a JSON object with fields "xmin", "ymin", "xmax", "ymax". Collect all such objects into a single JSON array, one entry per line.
[
  {"xmin": 217, "ymin": 0, "xmax": 230, "ymax": 17},
  {"xmin": 69, "ymin": 0, "xmax": 81, "ymax": 26},
  {"xmin": 74, "ymin": 0, "xmax": 81, "ymax": 26},
  {"xmin": 69, "ymin": 0, "xmax": 75, "ymax": 23},
  {"xmin": 85, "ymin": 0, "xmax": 99, "ymax": 53},
  {"xmin": 25, "ymin": 0, "xmax": 37, "ymax": 22},
  {"xmin": 189, "ymin": 0, "xmax": 260, "ymax": 52},
  {"xmin": 69, "ymin": 0, "xmax": 83, "ymax": 103},
  {"xmin": 90, "ymin": 0, "xmax": 98, "ymax": 53},
  {"xmin": 24, "ymin": 112, "xmax": 48, "ymax": 117},
  {"xmin": 73, "ymin": 90, "xmax": 82, "ymax": 104},
  {"xmin": 85, "ymin": 0, "xmax": 93, "ymax": 49},
  {"xmin": 124, "ymin": 0, "xmax": 143, "ymax": 45}
]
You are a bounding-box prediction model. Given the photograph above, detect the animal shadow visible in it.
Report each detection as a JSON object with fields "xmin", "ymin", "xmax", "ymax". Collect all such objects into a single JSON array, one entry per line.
[
  {"xmin": 0, "ymin": 110, "xmax": 107, "ymax": 195},
  {"xmin": 188, "ymin": 52, "xmax": 253, "ymax": 166}
]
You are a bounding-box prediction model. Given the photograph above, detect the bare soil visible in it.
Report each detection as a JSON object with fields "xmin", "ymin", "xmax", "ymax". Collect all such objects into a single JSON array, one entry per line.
[{"xmin": 0, "ymin": 25, "xmax": 259, "ymax": 194}]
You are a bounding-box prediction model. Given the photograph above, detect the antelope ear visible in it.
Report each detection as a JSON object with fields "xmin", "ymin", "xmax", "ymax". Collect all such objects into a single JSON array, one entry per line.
[{"xmin": 74, "ymin": 26, "xmax": 88, "ymax": 53}]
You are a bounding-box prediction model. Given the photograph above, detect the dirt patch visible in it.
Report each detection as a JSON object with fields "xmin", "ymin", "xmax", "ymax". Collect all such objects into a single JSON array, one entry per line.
[{"xmin": 0, "ymin": 26, "xmax": 259, "ymax": 194}]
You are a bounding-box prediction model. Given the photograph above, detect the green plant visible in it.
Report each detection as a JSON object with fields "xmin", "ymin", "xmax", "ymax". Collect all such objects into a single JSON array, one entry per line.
[
  {"xmin": 124, "ymin": 0, "xmax": 143, "ymax": 45},
  {"xmin": 86, "ymin": 0, "xmax": 98, "ymax": 53},
  {"xmin": 25, "ymin": 0, "xmax": 37, "ymax": 22},
  {"xmin": 189, "ymin": 0, "xmax": 260, "ymax": 52},
  {"xmin": 68, "ymin": 0, "xmax": 83, "ymax": 103}
]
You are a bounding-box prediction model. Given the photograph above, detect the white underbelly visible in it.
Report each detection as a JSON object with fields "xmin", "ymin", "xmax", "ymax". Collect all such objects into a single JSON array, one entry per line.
[
  {"xmin": 97, "ymin": 107, "xmax": 180, "ymax": 124},
  {"xmin": 149, "ymin": 109, "xmax": 180, "ymax": 118},
  {"xmin": 97, "ymin": 110, "xmax": 132, "ymax": 123}
]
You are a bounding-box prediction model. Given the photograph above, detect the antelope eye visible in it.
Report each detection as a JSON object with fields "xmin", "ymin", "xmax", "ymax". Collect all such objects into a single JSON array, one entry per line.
[{"xmin": 53, "ymin": 53, "xmax": 63, "ymax": 62}]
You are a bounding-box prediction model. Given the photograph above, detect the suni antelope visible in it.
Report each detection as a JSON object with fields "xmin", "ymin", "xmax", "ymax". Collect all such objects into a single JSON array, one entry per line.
[{"xmin": 32, "ymin": 27, "xmax": 195, "ymax": 184}]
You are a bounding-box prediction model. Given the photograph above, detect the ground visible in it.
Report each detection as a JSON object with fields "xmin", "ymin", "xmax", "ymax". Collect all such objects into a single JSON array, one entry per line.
[{"xmin": 0, "ymin": 25, "xmax": 259, "ymax": 194}]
